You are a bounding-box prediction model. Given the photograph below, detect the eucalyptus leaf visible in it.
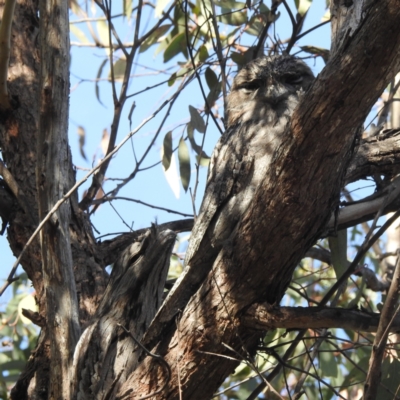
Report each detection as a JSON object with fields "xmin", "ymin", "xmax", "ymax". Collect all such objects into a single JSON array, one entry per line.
[
  {"xmin": 70, "ymin": 25, "xmax": 90, "ymax": 44},
  {"xmin": 164, "ymin": 32, "xmax": 188, "ymax": 62},
  {"xmin": 162, "ymin": 131, "xmax": 173, "ymax": 171},
  {"xmin": 140, "ymin": 25, "xmax": 171, "ymax": 53},
  {"xmin": 188, "ymin": 105, "xmax": 206, "ymax": 133},
  {"xmin": 178, "ymin": 137, "xmax": 191, "ymax": 192},
  {"xmin": 205, "ymin": 67, "xmax": 218, "ymax": 89}
]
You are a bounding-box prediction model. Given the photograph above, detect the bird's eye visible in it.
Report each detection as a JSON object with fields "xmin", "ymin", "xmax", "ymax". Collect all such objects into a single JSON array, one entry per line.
[
  {"xmin": 283, "ymin": 75, "xmax": 303, "ymax": 85},
  {"xmin": 239, "ymin": 80, "xmax": 262, "ymax": 92}
]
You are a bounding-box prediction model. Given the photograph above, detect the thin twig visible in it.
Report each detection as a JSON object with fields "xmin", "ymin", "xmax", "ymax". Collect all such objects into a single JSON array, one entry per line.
[{"xmin": 93, "ymin": 196, "xmax": 194, "ymax": 217}]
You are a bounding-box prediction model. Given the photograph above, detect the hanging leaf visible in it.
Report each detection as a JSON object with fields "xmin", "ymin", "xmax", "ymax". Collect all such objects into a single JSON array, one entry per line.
[
  {"xmin": 245, "ymin": 17, "xmax": 264, "ymax": 36},
  {"xmin": 168, "ymin": 72, "xmax": 177, "ymax": 87},
  {"xmin": 100, "ymin": 129, "xmax": 110, "ymax": 156},
  {"xmin": 294, "ymin": 0, "xmax": 311, "ymax": 16},
  {"xmin": 205, "ymin": 67, "xmax": 218, "ymax": 89},
  {"xmin": 95, "ymin": 59, "xmax": 108, "ymax": 107},
  {"xmin": 164, "ymin": 32, "xmax": 188, "ymax": 62},
  {"xmin": 187, "ymin": 123, "xmax": 210, "ymax": 161},
  {"xmin": 178, "ymin": 137, "xmax": 191, "ymax": 192},
  {"xmin": 196, "ymin": 154, "xmax": 211, "ymax": 167},
  {"xmin": 206, "ymin": 82, "xmax": 222, "ymax": 111},
  {"xmin": 96, "ymin": 20, "xmax": 110, "ymax": 47},
  {"xmin": 77, "ymin": 126, "xmax": 87, "ymax": 161},
  {"xmin": 162, "ymin": 131, "xmax": 173, "ymax": 170},
  {"xmin": 108, "ymin": 58, "xmax": 126, "ymax": 81},
  {"xmin": 188, "ymin": 105, "xmax": 206, "ymax": 133},
  {"xmin": 319, "ymin": 343, "xmax": 338, "ymax": 378},
  {"xmin": 139, "ymin": 25, "xmax": 171, "ymax": 53},
  {"xmin": 70, "ymin": 25, "xmax": 90, "ymax": 44},
  {"xmin": 197, "ymin": 45, "xmax": 209, "ymax": 63},
  {"xmin": 69, "ymin": 0, "xmax": 83, "ymax": 16},
  {"xmin": 123, "ymin": 0, "xmax": 132, "ymax": 20}
]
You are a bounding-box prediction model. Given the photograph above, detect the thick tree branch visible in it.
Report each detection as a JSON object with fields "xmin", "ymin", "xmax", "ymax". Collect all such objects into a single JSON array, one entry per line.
[
  {"xmin": 120, "ymin": 2, "xmax": 400, "ymax": 398},
  {"xmin": 345, "ymin": 129, "xmax": 400, "ymax": 184},
  {"xmin": 243, "ymin": 304, "xmax": 400, "ymax": 333},
  {"xmin": 97, "ymin": 218, "xmax": 194, "ymax": 266},
  {"xmin": 72, "ymin": 226, "xmax": 176, "ymax": 398},
  {"xmin": 36, "ymin": 0, "xmax": 80, "ymax": 397}
]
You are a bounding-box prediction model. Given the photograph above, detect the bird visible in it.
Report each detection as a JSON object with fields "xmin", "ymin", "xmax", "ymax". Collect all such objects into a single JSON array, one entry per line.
[{"xmin": 144, "ymin": 55, "xmax": 315, "ymax": 346}]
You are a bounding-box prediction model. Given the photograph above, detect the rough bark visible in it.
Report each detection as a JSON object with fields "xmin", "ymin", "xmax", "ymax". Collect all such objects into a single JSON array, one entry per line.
[
  {"xmin": 118, "ymin": 1, "xmax": 400, "ymax": 398},
  {"xmin": 72, "ymin": 226, "xmax": 176, "ymax": 399},
  {"xmin": 243, "ymin": 305, "xmax": 400, "ymax": 333},
  {"xmin": 36, "ymin": 0, "xmax": 80, "ymax": 397},
  {"xmin": 0, "ymin": 1, "xmax": 107, "ymax": 398},
  {"xmin": 1, "ymin": 0, "xmax": 400, "ymax": 398}
]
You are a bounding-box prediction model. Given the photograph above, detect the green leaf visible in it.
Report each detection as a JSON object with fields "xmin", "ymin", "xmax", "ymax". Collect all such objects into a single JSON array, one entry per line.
[
  {"xmin": 96, "ymin": 20, "xmax": 110, "ymax": 47},
  {"xmin": 178, "ymin": 137, "xmax": 191, "ymax": 192},
  {"xmin": 198, "ymin": 45, "xmax": 209, "ymax": 63},
  {"xmin": 205, "ymin": 67, "xmax": 218, "ymax": 89},
  {"xmin": 217, "ymin": 10, "xmax": 247, "ymax": 26},
  {"xmin": 164, "ymin": 32, "xmax": 188, "ymax": 62},
  {"xmin": 319, "ymin": 343, "xmax": 338, "ymax": 378},
  {"xmin": 162, "ymin": 131, "xmax": 173, "ymax": 170},
  {"xmin": 206, "ymin": 82, "xmax": 222, "ymax": 111},
  {"xmin": 328, "ymin": 229, "xmax": 348, "ymax": 279},
  {"xmin": 140, "ymin": 25, "xmax": 171, "ymax": 53},
  {"xmin": 123, "ymin": 0, "xmax": 132, "ymax": 20},
  {"xmin": 245, "ymin": 17, "xmax": 265, "ymax": 36},
  {"xmin": 187, "ymin": 123, "xmax": 209, "ymax": 156},
  {"xmin": 168, "ymin": 72, "xmax": 177, "ymax": 87},
  {"xmin": 294, "ymin": 0, "xmax": 312, "ymax": 16},
  {"xmin": 109, "ymin": 58, "xmax": 126, "ymax": 81},
  {"xmin": 189, "ymin": 105, "xmax": 206, "ymax": 133},
  {"xmin": 196, "ymin": 154, "xmax": 210, "ymax": 167},
  {"xmin": 378, "ymin": 358, "xmax": 400, "ymax": 400},
  {"xmin": 70, "ymin": 25, "xmax": 90, "ymax": 44}
]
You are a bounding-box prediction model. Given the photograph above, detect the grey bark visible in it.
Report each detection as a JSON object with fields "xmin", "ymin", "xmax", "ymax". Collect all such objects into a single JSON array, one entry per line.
[
  {"xmin": 118, "ymin": 1, "xmax": 400, "ymax": 398},
  {"xmin": 72, "ymin": 226, "xmax": 176, "ymax": 399},
  {"xmin": 36, "ymin": 0, "xmax": 80, "ymax": 397}
]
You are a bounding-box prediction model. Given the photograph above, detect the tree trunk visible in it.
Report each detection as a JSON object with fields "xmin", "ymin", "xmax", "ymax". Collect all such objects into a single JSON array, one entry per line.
[
  {"xmin": 118, "ymin": 1, "xmax": 400, "ymax": 398},
  {"xmin": 2, "ymin": 0, "xmax": 400, "ymax": 399}
]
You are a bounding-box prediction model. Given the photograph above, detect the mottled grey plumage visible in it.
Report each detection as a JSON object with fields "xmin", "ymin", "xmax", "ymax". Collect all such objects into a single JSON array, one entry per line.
[
  {"xmin": 186, "ymin": 55, "xmax": 314, "ymax": 263},
  {"xmin": 144, "ymin": 55, "xmax": 314, "ymax": 347}
]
